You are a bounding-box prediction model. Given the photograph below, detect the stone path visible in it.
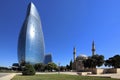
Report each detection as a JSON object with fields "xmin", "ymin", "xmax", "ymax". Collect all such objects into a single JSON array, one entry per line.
[{"xmin": 0, "ymin": 73, "xmax": 16, "ymax": 80}]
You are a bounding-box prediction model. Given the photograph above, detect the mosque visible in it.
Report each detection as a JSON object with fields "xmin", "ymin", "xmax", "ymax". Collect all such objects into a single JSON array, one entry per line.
[{"xmin": 72, "ymin": 41, "xmax": 96, "ymax": 71}]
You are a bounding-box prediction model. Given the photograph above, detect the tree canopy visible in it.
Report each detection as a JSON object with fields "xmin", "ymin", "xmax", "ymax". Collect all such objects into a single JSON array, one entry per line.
[
  {"xmin": 83, "ymin": 54, "xmax": 104, "ymax": 68},
  {"xmin": 45, "ymin": 62, "xmax": 58, "ymax": 71},
  {"xmin": 105, "ymin": 55, "xmax": 120, "ymax": 68}
]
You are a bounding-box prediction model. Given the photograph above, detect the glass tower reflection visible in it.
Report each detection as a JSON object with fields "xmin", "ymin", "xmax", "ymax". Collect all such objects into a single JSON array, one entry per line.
[{"xmin": 18, "ymin": 2, "xmax": 45, "ymax": 65}]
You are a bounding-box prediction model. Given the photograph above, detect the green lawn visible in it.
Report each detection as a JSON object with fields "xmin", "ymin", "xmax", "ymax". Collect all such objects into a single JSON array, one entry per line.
[
  {"xmin": 11, "ymin": 74, "xmax": 119, "ymax": 80},
  {"xmin": 0, "ymin": 70, "xmax": 20, "ymax": 73}
]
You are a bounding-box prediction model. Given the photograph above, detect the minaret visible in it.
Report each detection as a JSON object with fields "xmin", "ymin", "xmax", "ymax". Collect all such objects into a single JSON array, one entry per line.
[
  {"xmin": 73, "ymin": 47, "xmax": 76, "ymax": 62},
  {"xmin": 92, "ymin": 41, "xmax": 95, "ymax": 56}
]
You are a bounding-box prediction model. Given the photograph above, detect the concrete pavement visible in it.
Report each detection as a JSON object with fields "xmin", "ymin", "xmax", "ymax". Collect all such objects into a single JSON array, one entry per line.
[
  {"xmin": 36, "ymin": 72, "xmax": 78, "ymax": 75},
  {"xmin": 0, "ymin": 73, "xmax": 10, "ymax": 77},
  {"xmin": 0, "ymin": 73, "xmax": 16, "ymax": 80}
]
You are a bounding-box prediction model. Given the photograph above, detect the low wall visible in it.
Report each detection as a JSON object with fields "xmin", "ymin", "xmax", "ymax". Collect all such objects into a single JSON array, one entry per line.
[
  {"xmin": 77, "ymin": 72, "xmax": 92, "ymax": 76},
  {"xmin": 116, "ymin": 68, "xmax": 120, "ymax": 73},
  {"xmin": 104, "ymin": 68, "xmax": 120, "ymax": 73},
  {"xmin": 92, "ymin": 68, "xmax": 120, "ymax": 74},
  {"xmin": 84, "ymin": 68, "xmax": 104, "ymax": 74},
  {"xmin": 80, "ymin": 68, "xmax": 120, "ymax": 74},
  {"xmin": 93, "ymin": 68, "xmax": 104, "ymax": 74}
]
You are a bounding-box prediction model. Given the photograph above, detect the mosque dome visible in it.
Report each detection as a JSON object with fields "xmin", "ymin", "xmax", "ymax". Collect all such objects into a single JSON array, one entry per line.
[{"xmin": 76, "ymin": 54, "xmax": 88, "ymax": 61}]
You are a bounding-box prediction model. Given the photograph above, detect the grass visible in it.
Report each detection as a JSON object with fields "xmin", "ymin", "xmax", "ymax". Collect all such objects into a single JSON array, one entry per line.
[
  {"xmin": 0, "ymin": 70, "xmax": 20, "ymax": 73},
  {"xmin": 11, "ymin": 74, "xmax": 119, "ymax": 80}
]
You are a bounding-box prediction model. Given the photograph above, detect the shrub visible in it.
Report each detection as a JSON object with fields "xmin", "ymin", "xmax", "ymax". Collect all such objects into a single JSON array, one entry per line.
[
  {"xmin": 34, "ymin": 63, "xmax": 45, "ymax": 72},
  {"xmin": 22, "ymin": 64, "xmax": 35, "ymax": 75}
]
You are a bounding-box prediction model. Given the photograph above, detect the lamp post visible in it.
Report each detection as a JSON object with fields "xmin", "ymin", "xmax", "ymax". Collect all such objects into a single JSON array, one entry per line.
[{"xmin": 58, "ymin": 62, "xmax": 60, "ymax": 74}]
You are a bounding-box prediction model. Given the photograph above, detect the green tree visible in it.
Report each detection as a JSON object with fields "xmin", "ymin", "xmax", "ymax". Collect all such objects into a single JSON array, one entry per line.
[
  {"xmin": 83, "ymin": 54, "xmax": 104, "ymax": 68},
  {"xmin": 83, "ymin": 57, "xmax": 96, "ymax": 68},
  {"xmin": 66, "ymin": 64, "xmax": 70, "ymax": 70},
  {"xmin": 34, "ymin": 63, "xmax": 45, "ymax": 72},
  {"xmin": 22, "ymin": 64, "xmax": 35, "ymax": 75},
  {"xmin": 0, "ymin": 66, "xmax": 9, "ymax": 70},
  {"xmin": 92, "ymin": 54, "xmax": 104, "ymax": 67},
  {"xmin": 69, "ymin": 60, "xmax": 72, "ymax": 70},
  {"xmin": 12, "ymin": 63, "xmax": 20, "ymax": 71},
  {"xmin": 60, "ymin": 66, "xmax": 66, "ymax": 71},
  {"xmin": 105, "ymin": 55, "xmax": 120, "ymax": 68},
  {"xmin": 46, "ymin": 62, "xmax": 58, "ymax": 71}
]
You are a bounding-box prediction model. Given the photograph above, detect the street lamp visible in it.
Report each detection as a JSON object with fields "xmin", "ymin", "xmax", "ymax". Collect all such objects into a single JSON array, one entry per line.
[{"xmin": 58, "ymin": 62, "xmax": 60, "ymax": 74}]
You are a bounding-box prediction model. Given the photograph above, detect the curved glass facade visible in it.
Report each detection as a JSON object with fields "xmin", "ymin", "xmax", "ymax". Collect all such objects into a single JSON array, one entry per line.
[{"xmin": 18, "ymin": 2, "xmax": 45, "ymax": 64}]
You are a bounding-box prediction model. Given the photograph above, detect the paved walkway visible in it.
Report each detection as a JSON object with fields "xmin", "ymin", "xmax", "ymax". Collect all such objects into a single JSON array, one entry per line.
[
  {"xmin": 0, "ymin": 73, "xmax": 10, "ymax": 77},
  {"xmin": 0, "ymin": 73, "xmax": 16, "ymax": 80},
  {"xmin": 88, "ymin": 73, "xmax": 120, "ymax": 79},
  {"xmin": 36, "ymin": 72, "xmax": 78, "ymax": 75}
]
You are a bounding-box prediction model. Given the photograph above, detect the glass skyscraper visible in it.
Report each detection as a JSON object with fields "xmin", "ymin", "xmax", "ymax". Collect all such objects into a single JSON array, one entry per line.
[{"xmin": 18, "ymin": 2, "xmax": 45, "ymax": 65}]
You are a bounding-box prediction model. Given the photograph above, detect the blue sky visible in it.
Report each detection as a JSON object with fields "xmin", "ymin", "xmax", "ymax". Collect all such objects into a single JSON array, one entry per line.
[{"xmin": 0, "ymin": 0, "xmax": 120, "ymax": 67}]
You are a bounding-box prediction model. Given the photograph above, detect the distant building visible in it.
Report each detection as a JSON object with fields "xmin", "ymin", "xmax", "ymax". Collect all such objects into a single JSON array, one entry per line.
[{"xmin": 44, "ymin": 54, "xmax": 52, "ymax": 64}]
